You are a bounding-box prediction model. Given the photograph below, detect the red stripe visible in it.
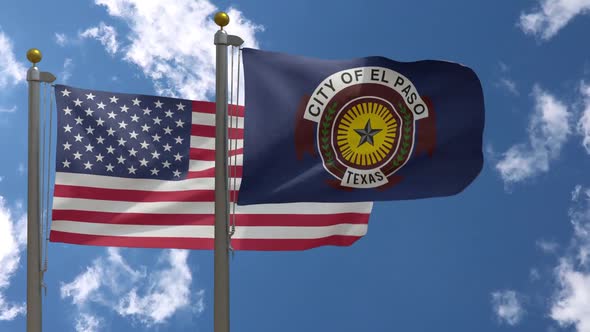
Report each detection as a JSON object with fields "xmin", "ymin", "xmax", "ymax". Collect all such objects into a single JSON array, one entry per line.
[
  {"xmin": 187, "ymin": 166, "xmax": 242, "ymax": 178},
  {"xmin": 189, "ymin": 147, "xmax": 243, "ymax": 161},
  {"xmin": 192, "ymin": 101, "xmax": 244, "ymax": 117},
  {"xmin": 51, "ymin": 210, "xmax": 370, "ymax": 226},
  {"xmin": 54, "ymin": 184, "xmax": 232, "ymax": 202},
  {"xmin": 191, "ymin": 124, "xmax": 243, "ymax": 139},
  {"xmin": 53, "ymin": 210, "xmax": 213, "ymax": 225},
  {"xmin": 232, "ymin": 236, "xmax": 362, "ymax": 251},
  {"xmin": 50, "ymin": 231, "xmax": 362, "ymax": 250},
  {"xmin": 50, "ymin": 230, "xmax": 214, "ymax": 249},
  {"xmin": 192, "ymin": 101, "xmax": 216, "ymax": 114}
]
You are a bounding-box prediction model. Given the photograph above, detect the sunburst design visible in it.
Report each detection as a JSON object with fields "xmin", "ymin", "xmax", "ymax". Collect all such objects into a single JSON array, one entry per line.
[{"xmin": 335, "ymin": 101, "xmax": 398, "ymax": 167}]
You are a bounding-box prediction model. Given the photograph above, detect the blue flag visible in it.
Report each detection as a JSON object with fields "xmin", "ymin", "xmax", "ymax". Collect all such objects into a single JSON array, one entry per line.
[{"xmin": 237, "ymin": 48, "xmax": 484, "ymax": 205}]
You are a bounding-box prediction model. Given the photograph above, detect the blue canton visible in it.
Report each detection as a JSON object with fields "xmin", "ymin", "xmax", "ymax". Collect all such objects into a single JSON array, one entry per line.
[{"xmin": 54, "ymin": 84, "xmax": 192, "ymax": 180}]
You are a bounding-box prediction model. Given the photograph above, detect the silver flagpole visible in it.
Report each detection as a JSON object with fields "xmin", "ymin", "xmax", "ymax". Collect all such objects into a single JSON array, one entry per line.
[
  {"xmin": 213, "ymin": 12, "xmax": 243, "ymax": 332},
  {"xmin": 25, "ymin": 49, "xmax": 55, "ymax": 332}
]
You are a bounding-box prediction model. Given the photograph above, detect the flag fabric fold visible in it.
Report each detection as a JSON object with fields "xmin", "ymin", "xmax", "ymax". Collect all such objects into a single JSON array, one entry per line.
[
  {"xmin": 237, "ymin": 48, "xmax": 485, "ymax": 205},
  {"xmin": 50, "ymin": 85, "xmax": 373, "ymax": 251}
]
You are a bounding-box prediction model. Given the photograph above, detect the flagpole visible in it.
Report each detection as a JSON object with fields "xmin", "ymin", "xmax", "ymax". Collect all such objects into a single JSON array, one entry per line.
[
  {"xmin": 26, "ymin": 47, "xmax": 43, "ymax": 332},
  {"xmin": 213, "ymin": 12, "xmax": 243, "ymax": 332},
  {"xmin": 25, "ymin": 49, "xmax": 55, "ymax": 332}
]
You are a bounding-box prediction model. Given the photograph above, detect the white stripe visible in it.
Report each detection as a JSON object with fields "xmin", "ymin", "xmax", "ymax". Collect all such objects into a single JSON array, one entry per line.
[
  {"xmin": 51, "ymin": 220, "xmax": 367, "ymax": 239},
  {"xmin": 55, "ymin": 172, "xmax": 240, "ymax": 191},
  {"xmin": 188, "ymin": 155, "xmax": 243, "ymax": 171},
  {"xmin": 192, "ymin": 112, "xmax": 244, "ymax": 128},
  {"xmin": 52, "ymin": 197, "xmax": 373, "ymax": 215},
  {"xmin": 190, "ymin": 136, "xmax": 244, "ymax": 150},
  {"xmin": 234, "ymin": 224, "xmax": 367, "ymax": 239}
]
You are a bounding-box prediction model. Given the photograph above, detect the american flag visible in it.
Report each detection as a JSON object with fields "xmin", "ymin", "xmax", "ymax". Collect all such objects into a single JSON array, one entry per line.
[{"xmin": 50, "ymin": 85, "xmax": 373, "ymax": 250}]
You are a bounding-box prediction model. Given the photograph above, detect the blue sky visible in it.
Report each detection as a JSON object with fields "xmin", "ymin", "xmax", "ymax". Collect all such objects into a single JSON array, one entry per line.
[{"xmin": 1, "ymin": 0, "xmax": 590, "ymax": 331}]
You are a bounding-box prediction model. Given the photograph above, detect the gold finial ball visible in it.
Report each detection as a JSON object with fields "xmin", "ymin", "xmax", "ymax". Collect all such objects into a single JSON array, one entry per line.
[
  {"xmin": 26, "ymin": 48, "xmax": 42, "ymax": 64},
  {"xmin": 214, "ymin": 11, "xmax": 230, "ymax": 28}
]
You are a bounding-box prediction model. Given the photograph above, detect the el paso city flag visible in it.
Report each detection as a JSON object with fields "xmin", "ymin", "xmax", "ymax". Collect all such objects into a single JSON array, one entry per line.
[{"xmin": 237, "ymin": 48, "xmax": 485, "ymax": 205}]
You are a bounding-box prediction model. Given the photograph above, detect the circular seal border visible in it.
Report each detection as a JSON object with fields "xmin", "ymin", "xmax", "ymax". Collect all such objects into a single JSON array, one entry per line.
[
  {"xmin": 331, "ymin": 96, "xmax": 401, "ymax": 170},
  {"xmin": 316, "ymin": 83, "xmax": 416, "ymax": 183}
]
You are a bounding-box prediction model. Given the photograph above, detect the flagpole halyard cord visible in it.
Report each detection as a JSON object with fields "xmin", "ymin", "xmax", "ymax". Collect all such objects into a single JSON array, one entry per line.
[
  {"xmin": 41, "ymin": 83, "xmax": 55, "ymax": 295},
  {"xmin": 227, "ymin": 45, "xmax": 235, "ymax": 249},
  {"xmin": 40, "ymin": 84, "xmax": 47, "ymax": 294},
  {"xmin": 229, "ymin": 47, "xmax": 242, "ymax": 240},
  {"xmin": 40, "ymin": 84, "xmax": 45, "ymax": 238},
  {"xmin": 227, "ymin": 46, "xmax": 241, "ymax": 246},
  {"xmin": 41, "ymin": 85, "xmax": 47, "ymax": 246}
]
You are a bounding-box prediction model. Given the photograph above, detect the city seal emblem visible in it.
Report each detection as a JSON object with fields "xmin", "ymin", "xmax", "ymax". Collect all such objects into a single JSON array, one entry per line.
[{"xmin": 295, "ymin": 66, "xmax": 437, "ymax": 189}]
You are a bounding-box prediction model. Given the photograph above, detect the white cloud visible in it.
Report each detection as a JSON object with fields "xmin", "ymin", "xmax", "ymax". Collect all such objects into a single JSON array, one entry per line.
[
  {"xmin": 79, "ymin": 22, "xmax": 119, "ymax": 55},
  {"xmin": 499, "ymin": 61, "xmax": 510, "ymax": 73},
  {"xmin": 17, "ymin": 163, "xmax": 25, "ymax": 176},
  {"xmin": 93, "ymin": 0, "xmax": 263, "ymax": 102},
  {"xmin": 551, "ymin": 261, "xmax": 590, "ymax": 332},
  {"xmin": 60, "ymin": 264, "xmax": 103, "ymax": 306},
  {"xmin": 549, "ymin": 186, "xmax": 590, "ymax": 332},
  {"xmin": 498, "ymin": 78, "xmax": 519, "ymax": 96},
  {"xmin": 55, "ymin": 33, "xmax": 68, "ymax": 46},
  {"xmin": 0, "ymin": 106, "xmax": 16, "ymax": 113},
  {"xmin": 578, "ymin": 82, "xmax": 590, "ymax": 154},
  {"xmin": 115, "ymin": 250, "xmax": 195, "ymax": 325},
  {"xmin": 491, "ymin": 290, "xmax": 525, "ymax": 326},
  {"xmin": 573, "ymin": 185, "xmax": 583, "ymax": 200},
  {"xmin": 60, "ymin": 58, "xmax": 74, "ymax": 83},
  {"xmin": 495, "ymin": 62, "xmax": 519, "ymax": 96},
  {"xmin": 61, "ymin": 248, "xmax": 200, "ymax": 328},
  {"xmin": 496, "ymin": 86, "xmax": 571, "ymax": 184},
  {"xmin": 61, "ymin": 247, "xmax": 144, "ymax": 307},
  {"xmin": 0, "ymin": 297, "xmax": 25, "ymax": 321},
  {"xmin": 537, "ymin": 239, "xmax": 560, "ymax": 253},
  {"xmin": 568, "ymin": 187, "xmax": 590, "ymax": 265},
  {"xmin": 0, "ymin": 29, "xmax": 26, "ymax": 88},
  {"xmin": 519, "ymin": 0, "xmax": 590, "ymax": 40},
  {"xmin": 75, "ymin": 313, "xmax": 101, "ymax": 332},
  {"xmin": 488, "ymin": 186, "xmax": 590, "ymax": 332},
  {"xmin": 0, "ymin": 196, "xmax": 26, "ymax": 321}
]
